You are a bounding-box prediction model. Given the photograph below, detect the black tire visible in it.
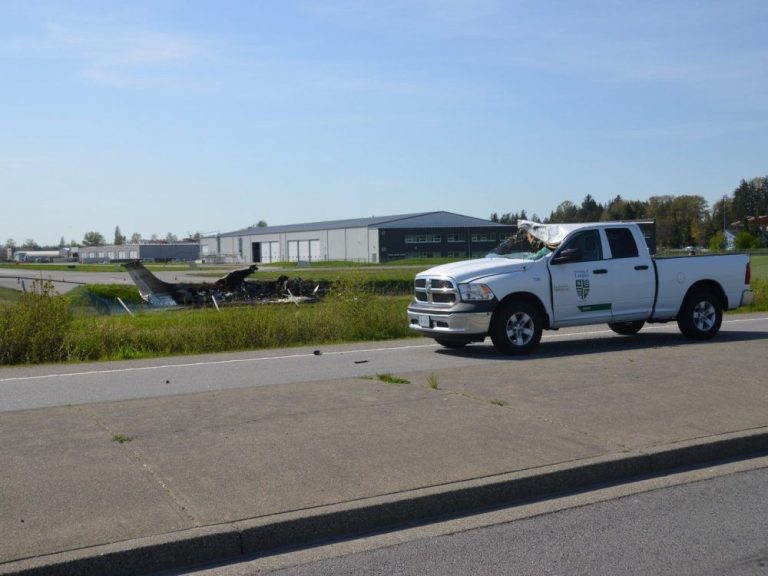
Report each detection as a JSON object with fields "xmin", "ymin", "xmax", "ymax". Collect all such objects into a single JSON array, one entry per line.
[
  {"xmin": 608, "ymin": 320, "xmax": 645, "ymax": 336},
  {"xmin": 677, "ymin": 290, "xmax": 723, "ymax": 340},
  {"xmin": 490, "ymin": 300, "xmax": 543, "ymax": 355},
  {"xmin": 434, "ymin": 338, "xmax": 469, "ymax": 349}
]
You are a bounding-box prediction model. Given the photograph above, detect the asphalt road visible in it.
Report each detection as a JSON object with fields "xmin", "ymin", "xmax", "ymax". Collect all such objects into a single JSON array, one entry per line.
[
  {"xmin": 1, "ymin": 314, "xmax": 767, "ymax": 412},
  {"xmin": 0, "ymin": 266, "xmax": 207, "ymax": 294},
  {"xmin": 262, "ymin": 462, "xmax": 768, "ymax": 576}
]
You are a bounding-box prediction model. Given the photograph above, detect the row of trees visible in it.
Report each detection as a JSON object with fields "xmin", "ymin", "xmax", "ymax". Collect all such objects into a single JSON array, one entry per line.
[
  {"xmin": 5, "ymin": 222, "xmax": 272, "ymax": 253},
  {"xmin": 4, "ymin": 229, "xmax": 199, "ymax": 252},
  {"xmin": 81, "ymin": 227, "xmax": 195, "ymax": 247},
  {"xmin": 491, "ymin": 176, "xmax": 768, "ymax": 249}
]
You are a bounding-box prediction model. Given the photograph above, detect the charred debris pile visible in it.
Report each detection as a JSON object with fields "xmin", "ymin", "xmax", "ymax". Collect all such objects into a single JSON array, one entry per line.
[{"xmin": 123, "ymin": 261, "xmax": 331, "ymax": 307}]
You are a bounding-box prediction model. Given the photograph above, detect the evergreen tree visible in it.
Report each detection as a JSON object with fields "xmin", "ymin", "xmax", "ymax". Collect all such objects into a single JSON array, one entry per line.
[
  {"xmin": 113, "ymin": 226, "xmax": 126, "ymax": 245},
  {"xmin": 578, "ymin": 194, "xmax": 603, "ymax": 221},
  {"xmin": 547, "ymin": 201, "xmax": 579, "ymax": 223}
]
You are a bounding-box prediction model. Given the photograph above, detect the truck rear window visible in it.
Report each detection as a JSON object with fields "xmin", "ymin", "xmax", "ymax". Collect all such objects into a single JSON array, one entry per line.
[{"xmin": 606, "ymin": 228, "xmax": 639, "ymax": 259}]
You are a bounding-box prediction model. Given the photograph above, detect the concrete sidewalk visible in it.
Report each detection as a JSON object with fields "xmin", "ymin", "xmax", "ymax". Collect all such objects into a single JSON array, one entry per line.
[{"xmin": 2, "ymin": 338, "xmax": 768, "ymax": 575}]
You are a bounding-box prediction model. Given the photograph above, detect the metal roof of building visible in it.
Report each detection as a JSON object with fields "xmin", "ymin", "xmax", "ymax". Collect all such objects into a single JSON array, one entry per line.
[{"xmin": 209, "ymin": 211, "xmax": 509, "ymax": 238}]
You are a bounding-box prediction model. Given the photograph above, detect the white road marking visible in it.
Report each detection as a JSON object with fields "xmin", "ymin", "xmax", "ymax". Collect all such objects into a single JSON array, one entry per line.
[
  {"xmin": 0, "ymin": 343, "xmax": 439, "ymax": 383},
  {"xmin": 1, "ymin": 317, "xmax": 765, "ymax": 384}
]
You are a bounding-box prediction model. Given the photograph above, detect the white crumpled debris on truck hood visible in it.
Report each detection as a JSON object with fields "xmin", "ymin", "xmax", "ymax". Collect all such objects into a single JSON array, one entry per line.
[{"xmin": 517, "ymin": 219, "xmax": 587, "ymax": 249}]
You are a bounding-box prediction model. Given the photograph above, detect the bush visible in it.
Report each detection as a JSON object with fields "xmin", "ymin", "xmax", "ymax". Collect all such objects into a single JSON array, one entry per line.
[
  {"xmin": 0, "ymin": 281, "xmax": 71, "ymax": 364},
  {"xmin": 708, "ymin": 232, "xmax": 726, "ymax": 251},
  {"xmin": 734, "ymin": 231, "xmax": 763, "ymax": 250},
  {"xmin": 743, "ymin": 278, "xmax": 768, "ymax": 312}
]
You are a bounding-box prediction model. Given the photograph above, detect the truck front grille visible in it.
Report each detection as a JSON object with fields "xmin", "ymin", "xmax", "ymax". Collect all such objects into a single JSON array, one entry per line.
[{"xmin": 414, "ymin": 277, "xmax": 458, "ymax": 306}]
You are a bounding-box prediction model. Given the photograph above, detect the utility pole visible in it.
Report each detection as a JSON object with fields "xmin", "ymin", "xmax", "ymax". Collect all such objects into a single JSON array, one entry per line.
[{"xmin": 723, "ymin": 195, "xmax": 727, "ymax": 233}]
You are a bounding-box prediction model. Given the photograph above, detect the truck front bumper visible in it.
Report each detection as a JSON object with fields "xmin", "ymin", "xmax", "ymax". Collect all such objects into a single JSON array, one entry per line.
[{"xmin": 406, "ymin": 302, "xmax": 494, "ymax": 341}]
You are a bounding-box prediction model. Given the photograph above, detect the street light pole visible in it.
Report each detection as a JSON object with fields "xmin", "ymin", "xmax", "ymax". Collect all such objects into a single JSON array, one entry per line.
[{"xmin": 723, "ymin": 195, "xmax": 727, "ymax": 233}]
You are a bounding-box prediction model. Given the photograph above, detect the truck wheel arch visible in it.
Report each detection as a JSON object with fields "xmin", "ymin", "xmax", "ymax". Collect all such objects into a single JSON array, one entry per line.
[
  {"xmin": 678, "ymin": 280, "xmax": 727, "ymax": 315},
  {"xmin": 493, "ymin": 292, "xmax": 550, "ymax": 330}
]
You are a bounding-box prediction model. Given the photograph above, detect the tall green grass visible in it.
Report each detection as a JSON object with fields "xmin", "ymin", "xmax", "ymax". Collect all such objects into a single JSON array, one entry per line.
[
  {"xmin": 0, "ymin": 281, "xmax": 71, "ymax": 364},
  {"xmin": 0, "ymin": 275, "xmax": 411, "ymax": 364},
  {"xmin": 741, "ymin": 278, "xmax": 767, "ymax": 314},
  {"xmin": 0, "ymin": 287, "xmax": 22, "ymax": 306},
  {"xmin": 64, "ymin": 292, "xmax": 412, "ymax": 362},
  {"xmin": 1, "ymin": 301, "xmax": 410, "ymax": 366},
  {"xmin": 735, "ymin": 255, "xmax": 768, "ymax": 313}
]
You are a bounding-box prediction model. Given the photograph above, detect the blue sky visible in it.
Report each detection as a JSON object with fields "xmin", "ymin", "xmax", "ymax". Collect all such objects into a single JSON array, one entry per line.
[{"xmin": 2, "ymin": 0, "xmax": 767, "ymax": 246}]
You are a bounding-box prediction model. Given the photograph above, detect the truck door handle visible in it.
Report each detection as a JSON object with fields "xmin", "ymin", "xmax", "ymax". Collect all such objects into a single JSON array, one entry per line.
[
  {"xmin": 593, "ymin": 269, "xmax": 608, "ymax": 274},
  {"xmin": 635, "ymin": 265, "xmax": 649, "ymax": 270}
]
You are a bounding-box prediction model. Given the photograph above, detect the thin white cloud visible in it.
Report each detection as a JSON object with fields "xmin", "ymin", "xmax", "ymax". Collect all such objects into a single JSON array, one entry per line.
[{"xmin": 41, "ymin": 20, "xmax": 208, "ymax": 88}]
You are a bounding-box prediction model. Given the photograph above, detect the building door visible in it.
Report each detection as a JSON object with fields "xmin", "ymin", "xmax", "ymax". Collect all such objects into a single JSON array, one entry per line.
[
  {"xmin": 299, "ymin": 241, "xmax": 310, "ymax": 262},
  {"xmin": 252, "ymin": 243, "xmax": 262, "ymax": 263},
  {"xmin": 266, "ymin": 241, "xmax": 279, "ymax": 263},
  {"xmin": 288, "ymin": 241, "xmax": 299, "ymax": 262}
]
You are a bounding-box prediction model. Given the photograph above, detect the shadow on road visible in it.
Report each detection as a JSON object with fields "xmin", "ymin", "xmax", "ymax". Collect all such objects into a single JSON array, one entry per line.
[{"xmin": 435, "ymin": 329, "xmax": 768, "ymax": 361}]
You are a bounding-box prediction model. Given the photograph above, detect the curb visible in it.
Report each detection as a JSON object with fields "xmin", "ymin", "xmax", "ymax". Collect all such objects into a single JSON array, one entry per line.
[{"xmin": 3, "ymin": 428, "xmax": 767, "ymax": 576}]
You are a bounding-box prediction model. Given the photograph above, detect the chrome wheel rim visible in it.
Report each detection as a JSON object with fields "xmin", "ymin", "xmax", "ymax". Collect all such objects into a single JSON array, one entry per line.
[
  {"xmin": 506, "ymin": 311, "xmax": 534, "ymax": 346},
  {"xmin": 693, "ymin": 300, "xmax": 716, "ymax": 332}
]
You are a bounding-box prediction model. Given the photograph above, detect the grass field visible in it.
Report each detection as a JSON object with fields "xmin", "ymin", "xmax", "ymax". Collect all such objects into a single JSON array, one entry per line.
[
  {"xmin": 750, "ymin": 254, "xmax": 768, "ymax": 280},
  {"xmin": 0, "ymin": 287, "xmax": 21, "ymax": 306}
]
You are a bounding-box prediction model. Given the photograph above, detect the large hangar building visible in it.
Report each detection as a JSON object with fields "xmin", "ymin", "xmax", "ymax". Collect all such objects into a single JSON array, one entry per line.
[{"xmin": 201, "ymin": 211, "xmax": 517, "ymax": 264}]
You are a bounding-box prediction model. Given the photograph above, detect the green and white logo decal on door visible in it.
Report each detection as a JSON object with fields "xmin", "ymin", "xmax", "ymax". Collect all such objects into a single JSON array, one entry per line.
[
  {"xmin": 574, "ymin": 271, "xmax": 590, "ymax": 300},
  {"xmin": 575, "ymin": 270, "xmax": 612, "ymax": 312}
]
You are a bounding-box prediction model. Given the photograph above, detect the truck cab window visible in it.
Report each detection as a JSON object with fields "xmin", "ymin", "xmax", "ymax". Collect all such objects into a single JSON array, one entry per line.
[
  {"xmin": 606, "ymin": 228, "xmax": 639, "ymax": 259},
  {"xmin": 558, "ymin": 230, "xmax": 602, "ymax": 262}
]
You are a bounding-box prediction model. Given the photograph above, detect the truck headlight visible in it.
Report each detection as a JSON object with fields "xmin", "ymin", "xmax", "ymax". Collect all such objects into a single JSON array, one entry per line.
[{"xmin": 459, "ymin": 283, "xmax": 495, "ymax": 301}]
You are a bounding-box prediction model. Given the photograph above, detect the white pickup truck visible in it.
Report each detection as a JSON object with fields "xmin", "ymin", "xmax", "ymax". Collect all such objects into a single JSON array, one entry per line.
[{"xmin": 407, "ymin": 220, "xmax": 754, "ymax": 354}]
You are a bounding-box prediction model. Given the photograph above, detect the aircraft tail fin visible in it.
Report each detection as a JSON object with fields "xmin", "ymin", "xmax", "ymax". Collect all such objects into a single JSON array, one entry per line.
[{"xmin": 124, "ymin": 261, "xmax": 178, "ymax": 307}]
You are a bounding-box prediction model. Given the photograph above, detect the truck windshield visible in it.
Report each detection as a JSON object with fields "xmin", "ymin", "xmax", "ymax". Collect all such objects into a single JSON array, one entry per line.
[{"xmin": 487, "ymin": 237, "xmax": 552, "ymax": 260}]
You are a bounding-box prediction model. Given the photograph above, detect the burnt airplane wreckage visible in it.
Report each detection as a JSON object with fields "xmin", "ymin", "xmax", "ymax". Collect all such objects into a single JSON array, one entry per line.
[{"xmin": 123, "ymin": 261, "xmax": 329, "ymax": 307}]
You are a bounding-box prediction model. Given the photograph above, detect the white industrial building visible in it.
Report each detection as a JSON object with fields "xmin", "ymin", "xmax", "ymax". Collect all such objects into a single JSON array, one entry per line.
[
  {"xmin": 79, "ymin": 242, "xmax": 200, "ymax": 263},
  {"xmin": 200, "ymin": 212, "xmax": 517, "ymax": 264}
]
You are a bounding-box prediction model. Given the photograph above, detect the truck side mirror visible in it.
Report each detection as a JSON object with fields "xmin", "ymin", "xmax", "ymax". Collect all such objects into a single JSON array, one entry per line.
[{"xmin": 552, "ymin": 247, "xmax": 581, "ymax": 264}]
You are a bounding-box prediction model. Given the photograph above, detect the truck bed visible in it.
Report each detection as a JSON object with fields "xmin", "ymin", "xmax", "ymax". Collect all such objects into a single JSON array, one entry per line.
[{"xmin": 652, "ymin": 253, "xmax": 751, "ymax": 319}]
